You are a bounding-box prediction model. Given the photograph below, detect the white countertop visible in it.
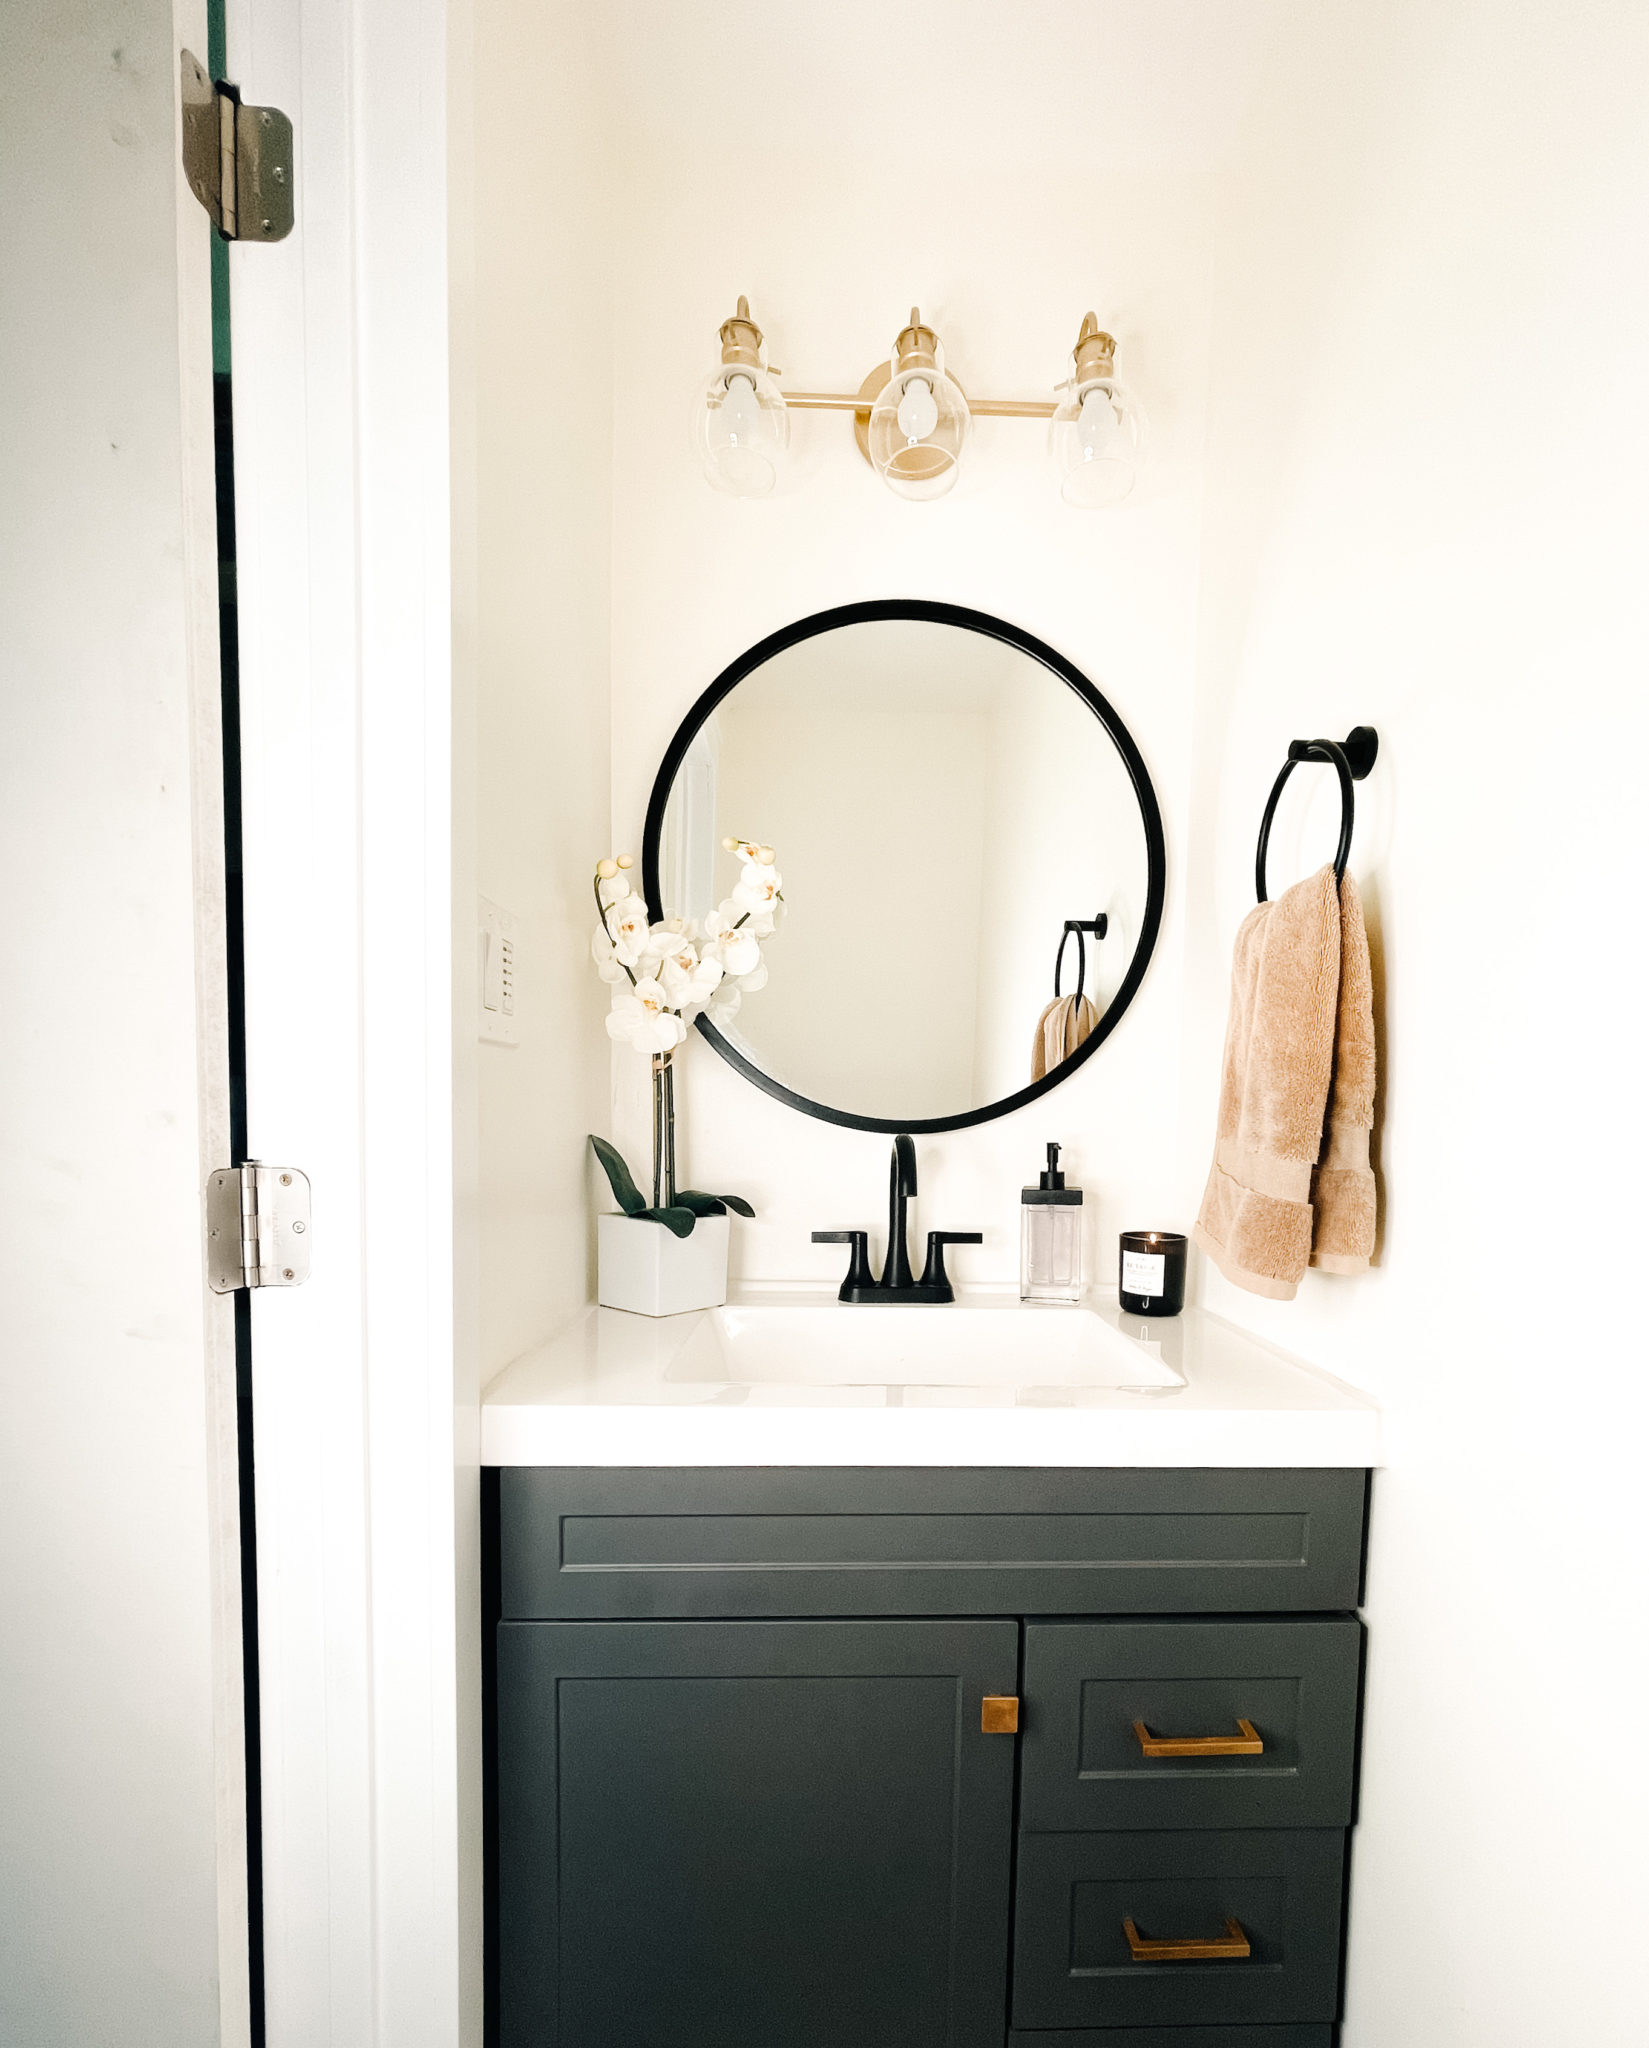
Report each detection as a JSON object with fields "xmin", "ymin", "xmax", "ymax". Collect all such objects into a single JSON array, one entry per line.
[{"xmin": 481, "ymin": 1287, "xmax": 1380, "ymax": 1468}]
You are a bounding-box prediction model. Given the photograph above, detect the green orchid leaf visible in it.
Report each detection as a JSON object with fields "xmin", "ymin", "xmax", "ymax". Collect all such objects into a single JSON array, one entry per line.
[
  {"xmin": 588, "ymin": 1134, "xmax": 646, "ymax": 1216},
  {"xmin": 638, "ymin": 1205, "xmax": 697, "ymax": 1238},
  {"xmin": 677, "ymin": 1189, "xmax": 756, "ymax": 1219}
]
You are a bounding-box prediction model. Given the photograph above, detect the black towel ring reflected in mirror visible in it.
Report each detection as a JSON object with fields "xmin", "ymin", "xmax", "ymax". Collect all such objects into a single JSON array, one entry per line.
[
  {"xmin": 1255, "ymin": 725, "xmax": 1379, "ymax": 902},
  {"xmin": 1053, "ymin": 914, "xmax": 1108, "ymax": 1000}
]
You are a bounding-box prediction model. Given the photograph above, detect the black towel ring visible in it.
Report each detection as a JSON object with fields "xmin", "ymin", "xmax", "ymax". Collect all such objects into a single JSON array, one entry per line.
[
  {"xmin": 1053, "ymin": 914, "xmax": 1109, "ymax": 1000},
  {"xmin": 1255, "ymin": 725, "xmax": 1379, "ymax": 902}
]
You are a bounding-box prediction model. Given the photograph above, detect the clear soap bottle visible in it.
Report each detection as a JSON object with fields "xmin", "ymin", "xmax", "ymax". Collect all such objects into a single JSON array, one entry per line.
[{"xmin": 1020, "ymin": 1142, "xmax": 1084, "ymax": 1303}]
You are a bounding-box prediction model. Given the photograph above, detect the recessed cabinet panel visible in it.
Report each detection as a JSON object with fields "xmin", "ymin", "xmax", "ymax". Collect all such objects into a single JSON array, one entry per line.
[
  {"xmin": 1011, "ymin": 1829, "xmax": 1345, "ymax": 2031},
  {"xmin": 500, "ymin": 1467, "xmax": 1368, "ymax": 1617},
  {"xmin": 498, "ymin": 1618, "xmax": 1018, "ymax": 2048},
  {"xmin": 1022, "ymin": 1618, "xmax": 1363, "ymax": 1831},
  {"xmin": 1007, "ymin": 2028, "xmax": 1333, "ymax": 2047}
]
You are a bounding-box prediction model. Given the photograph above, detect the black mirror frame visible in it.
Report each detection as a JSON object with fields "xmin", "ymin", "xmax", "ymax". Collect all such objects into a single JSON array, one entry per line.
[{"xmin": 641, "ymin": 598, "xmax": 1167, "ymax": 1135}]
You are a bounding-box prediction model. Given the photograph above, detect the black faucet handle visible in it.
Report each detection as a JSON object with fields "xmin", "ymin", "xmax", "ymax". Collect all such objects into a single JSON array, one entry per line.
[
  {"xmin": 919, "ymin": 1231, "xmax": 983, "ymax": 1301},
  {"xmin": 812, "ymin": 1230, "xmax": 875, "ymax": 1301}
]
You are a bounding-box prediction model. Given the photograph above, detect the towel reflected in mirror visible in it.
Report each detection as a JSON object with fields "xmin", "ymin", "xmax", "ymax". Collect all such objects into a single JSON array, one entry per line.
[{"xmin": 1030, "ymin": 992, "xmax": 1099, "ymax": 1081}]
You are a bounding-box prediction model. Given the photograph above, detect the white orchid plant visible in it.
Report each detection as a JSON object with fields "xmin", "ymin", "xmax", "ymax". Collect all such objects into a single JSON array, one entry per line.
[{"xmin": 588, "ymin": 840, "xmax": 784, "ymax": 1233}]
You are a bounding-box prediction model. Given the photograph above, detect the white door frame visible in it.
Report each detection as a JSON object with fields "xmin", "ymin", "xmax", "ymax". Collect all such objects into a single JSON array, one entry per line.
[{"xmin": 223, "ymin": 0, "xmax": 470, "ymax": 2039}]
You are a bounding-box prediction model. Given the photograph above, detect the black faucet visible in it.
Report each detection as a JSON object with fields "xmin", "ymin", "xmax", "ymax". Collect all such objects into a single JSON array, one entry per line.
[{"xmin": 813, "ymin": 1135, "xmax": 982, "ymax": 1304}]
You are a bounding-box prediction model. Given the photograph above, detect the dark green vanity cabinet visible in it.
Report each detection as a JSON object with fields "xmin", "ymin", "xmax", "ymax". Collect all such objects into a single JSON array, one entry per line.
[{"xmin": 493, "ymin": 1467, "xmax": 1368, "ymax": 2048}]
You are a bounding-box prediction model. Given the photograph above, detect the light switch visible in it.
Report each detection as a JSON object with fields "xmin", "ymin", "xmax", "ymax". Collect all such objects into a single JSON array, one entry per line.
[{"xmin": 478, "ymin": 897, "xmax": 519, "ymax": 1045}]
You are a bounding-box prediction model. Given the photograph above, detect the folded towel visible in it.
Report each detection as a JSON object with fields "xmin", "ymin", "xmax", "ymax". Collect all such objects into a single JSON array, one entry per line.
[
  {"xmin": 1193, "ymin": 865, "xmax": 1376, "ymax": 1299},
  {"xmin": 1031, "ymin": 992, "xmax": 1099, "ymax": 1081}
]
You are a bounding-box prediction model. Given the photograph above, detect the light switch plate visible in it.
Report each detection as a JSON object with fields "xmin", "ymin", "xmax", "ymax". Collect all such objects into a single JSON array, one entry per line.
[{"xmin": 478, "ymin": 896, "xmax": 519, "ymax": 1045}]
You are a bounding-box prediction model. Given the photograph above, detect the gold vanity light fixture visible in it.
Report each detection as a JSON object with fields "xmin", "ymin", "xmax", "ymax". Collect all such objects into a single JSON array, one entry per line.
[
  {"xmin": 696, "ymin": 299, "xmax": 1146, "ymax": 505},
  {"xmin": 690, "ymin": 295, "xmax": 791, "ymax": 497}
]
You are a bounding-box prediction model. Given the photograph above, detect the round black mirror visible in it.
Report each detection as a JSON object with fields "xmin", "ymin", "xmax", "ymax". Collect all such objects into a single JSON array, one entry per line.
[{"xmin": 643, "ymin": 599, "xmax": 1166, "ymax": 1133}]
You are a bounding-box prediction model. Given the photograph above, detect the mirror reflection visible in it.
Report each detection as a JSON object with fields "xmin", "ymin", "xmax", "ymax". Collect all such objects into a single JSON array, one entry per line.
[{"xmin": 652, "ymin": 612, "xmax": 1160, "ymax": 1127}]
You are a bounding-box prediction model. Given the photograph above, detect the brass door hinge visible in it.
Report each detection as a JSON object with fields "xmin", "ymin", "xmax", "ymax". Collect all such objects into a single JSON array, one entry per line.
[
  {"xmin": 207, "ymin": 1164, "xmax": 312, "ymax": 1292},
  {"xmin": 181, "ymin": 50, "xmax": 294, "ymax": 242}
]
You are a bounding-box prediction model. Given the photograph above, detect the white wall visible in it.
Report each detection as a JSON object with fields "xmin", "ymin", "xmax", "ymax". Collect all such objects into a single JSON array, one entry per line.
[
  {"xmin": 1180, "ymin": 6, "xmax": 1649, "ymax": 2043},
  {"xmin": 468, "ymin": 0, "xmax": 614, "ymax": 1378},
  {"xmin": 0, "ymin": 1, "xmax": 242, "ymax": 2040},
  {"xmin": 470, "ymin": 7, "xmax": 1649, "ymax": 2038},
  {"xmin": 604, "ymin": 142, "xmax": 1212, "ymax": 1281}
]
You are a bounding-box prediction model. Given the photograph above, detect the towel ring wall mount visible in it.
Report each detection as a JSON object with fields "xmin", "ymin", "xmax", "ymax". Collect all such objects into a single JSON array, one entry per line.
[{"xmin": 1255, "ymin": 725, "xmax": 1379, "ymax": 902}]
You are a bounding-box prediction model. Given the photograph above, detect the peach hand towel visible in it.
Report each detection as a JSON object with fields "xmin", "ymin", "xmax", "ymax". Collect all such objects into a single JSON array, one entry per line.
[
  {"xmin": 1031, "ymin": 991, "xmax": 1099, "ymax": 1081},
  {"xmin": 1193, "ymin": 865, "xmax": 1376, "ymax": 1299}
]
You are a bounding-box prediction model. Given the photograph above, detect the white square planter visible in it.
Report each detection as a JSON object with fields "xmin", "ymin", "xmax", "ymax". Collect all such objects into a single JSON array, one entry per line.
[{"xmin": 597, "ymin": 1211, "xmax": 729, "ymax": 1317}]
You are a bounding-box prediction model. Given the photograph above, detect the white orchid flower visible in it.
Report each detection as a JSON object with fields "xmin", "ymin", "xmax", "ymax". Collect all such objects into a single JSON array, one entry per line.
[
  {"xmin": 658, "ymin": 937, "xmax": 724, "ymax": 1013},
  {"xmin": 590, "ymin": 924, "xmax": 627, "ymax": 985},
  {"xmin": 706, "ymin": 977, "xmax": 742, "ymax": 1027},
  {"xmin": 703, "ymin": 903, "xmax": 761, "ymax": 978},
  {"xmin": 735, "ymin": 960, "xmax": 769, "ymax": 993},
  {"xmin": 732, "ymin": 861, "xmax": 782, "ymax": 921},
  {"xmin": 605, "ymin": 978, "xmax": 687, "ymax": 1054},
  {"xmin": 605, "ymin": 895, "xmax": 655, "ymax": 966},
  {"xmin": 597, "ymin": 871, "xmax": 631, "ymax": 907}
]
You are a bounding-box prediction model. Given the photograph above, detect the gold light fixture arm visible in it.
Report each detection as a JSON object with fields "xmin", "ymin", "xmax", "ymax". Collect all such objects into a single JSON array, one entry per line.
[{"xmin": 781, "ymin": 391, "xmax": 1057, "ymax": 419}]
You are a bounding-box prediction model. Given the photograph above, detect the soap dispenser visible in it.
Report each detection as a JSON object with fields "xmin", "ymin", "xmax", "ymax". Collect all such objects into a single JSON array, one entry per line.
[{"xmin": 1021, "ymin": 1142, "xmax": 1084, "ymax": 1303}]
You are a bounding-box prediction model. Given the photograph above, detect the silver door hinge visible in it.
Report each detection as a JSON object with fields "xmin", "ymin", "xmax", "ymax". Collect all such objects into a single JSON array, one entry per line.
[
  {"xmin": 181, "ymin": 50, "xmax": 294, "ymax": 243},
  {"xmin": 207, "ymin": 1164, "xmax": 312, "ymax": 1293}
]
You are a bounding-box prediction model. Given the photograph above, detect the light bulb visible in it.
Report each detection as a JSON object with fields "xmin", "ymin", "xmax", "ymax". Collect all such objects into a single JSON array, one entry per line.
[
  {"xmin": 716, "ymin": 372, "xmax": 761, "ymax": 448},
  {"xmin": 895, "ymin": 376, "xmax": 940, "ymax": 444},
  {"xmin": 1076, "ymin": 387, "xmax": 1122, "ymax": 459}
]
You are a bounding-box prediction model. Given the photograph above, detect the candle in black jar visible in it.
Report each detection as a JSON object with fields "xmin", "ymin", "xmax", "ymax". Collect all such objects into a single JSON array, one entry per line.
[{"xmin": 1118, "ymin": 1230, "xmax": 1187, "ymax": 1317}]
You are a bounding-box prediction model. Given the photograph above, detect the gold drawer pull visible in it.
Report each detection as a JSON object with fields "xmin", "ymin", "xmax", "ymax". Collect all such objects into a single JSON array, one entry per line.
[
  {"xmin": 1124, "ymin": 1915, "xmax": 1252, "ymax": 1963},
  {"xmin": 981, "ymin": 1695, "xmax": 1020, "ymax": 1734},
  {"xmin": 1132, "ymin": 1717, "xmax": 1263, "ymax": 1758}
]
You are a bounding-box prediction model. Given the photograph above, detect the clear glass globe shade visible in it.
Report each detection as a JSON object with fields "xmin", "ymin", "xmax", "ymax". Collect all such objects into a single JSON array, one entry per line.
[
  {"xmin": 690, "ymin": 365, "xmax": 789, "ymax": 498},
  {"xmin": 1050, "ymin": 376, "xmax": 1147, "ymax": 509},
  {"xmin": 869, "ymin": 365, "xmax": 970, "ymax": 502}
]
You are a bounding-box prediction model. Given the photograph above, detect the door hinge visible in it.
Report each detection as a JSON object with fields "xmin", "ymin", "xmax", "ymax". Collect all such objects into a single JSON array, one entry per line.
[
  {"xmin": 180, "ymin": 50, "xmax": 294, "ymax": 243},
  {"xmin": 207, "ymin": 1164, "xmax": 312, "ymax": 1293}
]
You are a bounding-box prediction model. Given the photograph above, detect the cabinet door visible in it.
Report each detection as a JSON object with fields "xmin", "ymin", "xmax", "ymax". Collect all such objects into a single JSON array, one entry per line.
[{"xmin": 498, "ymin": 1618, "xmax": 1018, "ymax": 2048}]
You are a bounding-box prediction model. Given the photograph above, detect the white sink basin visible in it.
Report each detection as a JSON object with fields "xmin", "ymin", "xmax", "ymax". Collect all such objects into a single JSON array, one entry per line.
[{"xmin": 662, "ymin": 1301, "xmax": 1185, "ymax": 1390}]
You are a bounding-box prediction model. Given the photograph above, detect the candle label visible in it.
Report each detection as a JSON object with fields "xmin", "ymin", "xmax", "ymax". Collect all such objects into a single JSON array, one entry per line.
[{"xmin": 1122, "ymin": 1250, "xmax": 1166, "ymax": 1298}]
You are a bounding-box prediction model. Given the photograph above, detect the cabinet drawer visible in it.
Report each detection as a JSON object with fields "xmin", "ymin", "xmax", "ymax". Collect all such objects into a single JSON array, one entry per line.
[
  {"xmin": 500, "ymin": 1467, "xmax": 1368, "ymax": 1618},
  {"xmin": 1011, "ymin": 1829, "xmax": 1345, "ymax": 2031},
  {"xmin": 1021, "ymin": 1619, "xmax": 1362, "ymax": 1831}
]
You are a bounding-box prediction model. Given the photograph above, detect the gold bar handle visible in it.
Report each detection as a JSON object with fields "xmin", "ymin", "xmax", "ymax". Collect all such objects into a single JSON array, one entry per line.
[
  {"xmin": 1124, "ymin": 1915, "xmax": 1252, "ymax": 1963},
  {"xmin": 1132, "ymin": 1717, "xmax": 1263, "ymax": 1758}
]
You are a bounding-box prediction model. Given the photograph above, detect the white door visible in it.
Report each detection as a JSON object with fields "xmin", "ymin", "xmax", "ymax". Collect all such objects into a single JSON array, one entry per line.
[
  {"xmin": 224, "ymin": 0, "xmax": 472, "ymax": 2042},
  {"xmin": 0, "ymin": 3, "xmax": 248, "ymax": 2044}
]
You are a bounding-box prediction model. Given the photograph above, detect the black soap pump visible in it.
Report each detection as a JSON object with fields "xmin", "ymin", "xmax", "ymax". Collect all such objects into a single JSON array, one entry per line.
[{"xmin": 1020, "ymin": 1142, "xmax": 1084, "ymax": 1303}]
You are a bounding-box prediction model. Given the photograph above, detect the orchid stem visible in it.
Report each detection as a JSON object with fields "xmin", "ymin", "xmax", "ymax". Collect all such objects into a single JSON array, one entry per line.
[{"xmin": 593, "ymin": 868, "xmax": 639, "ymax": 988}]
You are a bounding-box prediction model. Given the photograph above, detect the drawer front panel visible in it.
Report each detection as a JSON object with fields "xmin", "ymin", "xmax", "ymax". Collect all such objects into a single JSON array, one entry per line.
[
  {"xmin": 1011, "ymin": 1829, "xmax": 1345, "ymax": 2031},
  {"xmin": 501, "ymin": 1468, "xmax": 1368, "ymax": 1618},
  {"xmin": 1007, "ymin": 2029, "xmax": 1332, "ymax": 2047},
  {"xmin": 1022, "ymin": 1618, "xmax": 1363, "ymax": 1831}
]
